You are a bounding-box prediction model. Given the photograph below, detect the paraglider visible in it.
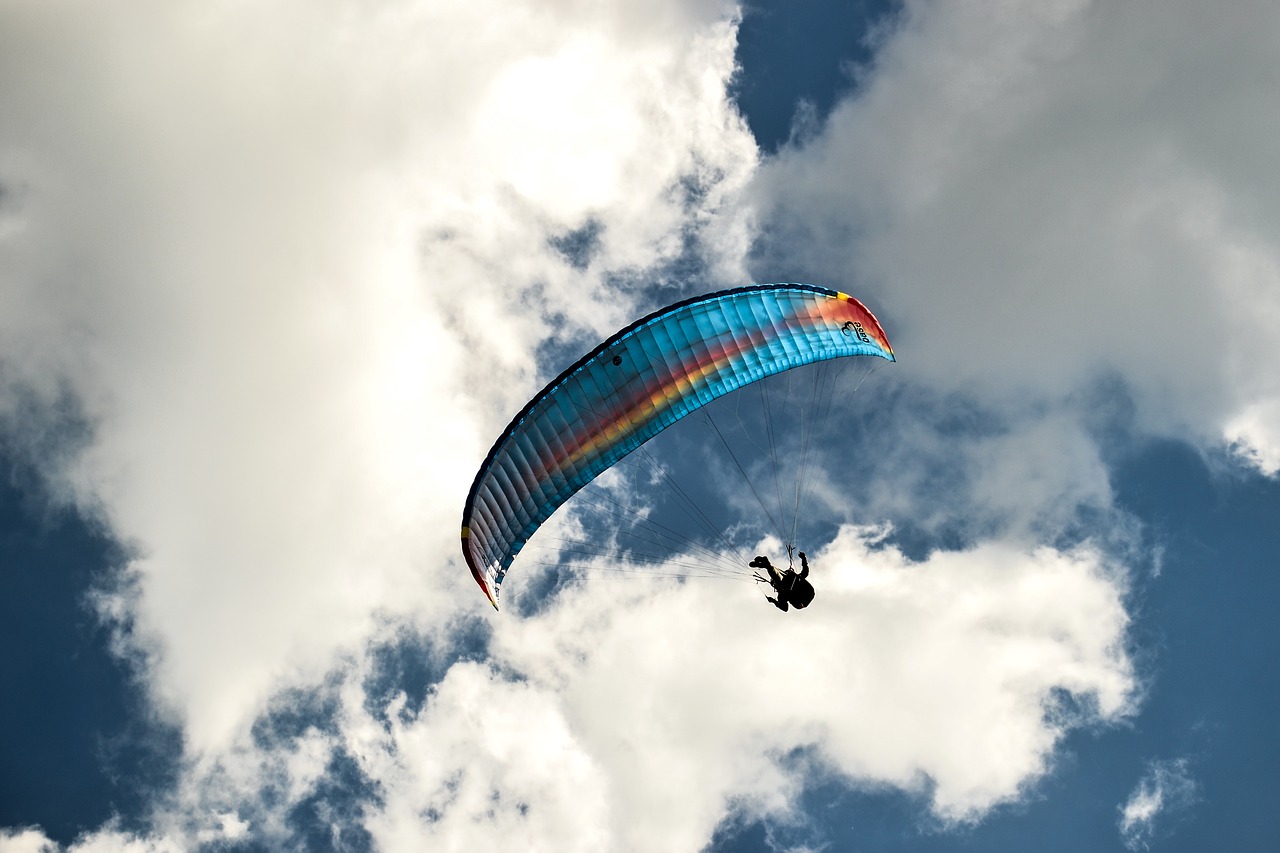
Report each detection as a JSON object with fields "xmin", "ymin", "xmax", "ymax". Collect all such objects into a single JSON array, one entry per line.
[
  {"xmin": 460, "ymin": 283, "xmax": 894, "ymax": 611},
  {"xmin": 750, "ymin": 552, "xmax": 814, "ymax": 612}
]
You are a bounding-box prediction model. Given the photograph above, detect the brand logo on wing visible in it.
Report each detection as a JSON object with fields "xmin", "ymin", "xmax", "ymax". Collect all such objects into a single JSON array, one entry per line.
[{"xmin": 841, "ymin": 320, "xmax": 872, "ymax": 344}]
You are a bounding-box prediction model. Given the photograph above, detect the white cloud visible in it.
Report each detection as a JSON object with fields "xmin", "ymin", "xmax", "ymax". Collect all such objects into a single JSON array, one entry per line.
[
  {"xmin": 804, "ymin": 389, "xmax": 1117, "ymax": 545},
  {"xmin": 0, "ymin": 828, "xmax": 56, "ymax": 853},
  {"xmin": 1118, "ymin": 757, "xmax": 1197, "ymax": 850},
  {"xmin": 1226, "ymin": 399, "xmax": 1280, "ymax": 476},
  {"xmin": 0, "ymin": 0, "xmax": 752, "ymax": 752},
  {"xmin": 354, "ymin": 662, "xmax": 616, "ymax": 853},
  {"xmin": 0, "ymin": 825, "xmax": 185, "ymax": 853},
  {"xmin": 112, "ymin": 527, "xmax": 1131, "ymax": 851},
  {"xmin": 483, "ymin": 527, "xmax": 1133, "ymax": 841},
  {"xmin": 752, "ymin": 0, "xmax": 1280, "ymax": 476}
]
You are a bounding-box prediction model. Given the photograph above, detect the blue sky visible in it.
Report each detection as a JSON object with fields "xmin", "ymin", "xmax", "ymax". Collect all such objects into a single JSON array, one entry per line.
[{"xmin": 3, "ymin": 1, "xmax": 1280, "ymax": 851}]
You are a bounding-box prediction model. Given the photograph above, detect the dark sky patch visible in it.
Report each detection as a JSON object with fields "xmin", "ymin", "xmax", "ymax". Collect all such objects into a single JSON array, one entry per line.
[
  {"xmin": 732, "ymin": 0, "xmax": 901, "ymax": 154},
  {"xmin": 548, "ymin": 218, "xmax": 604, "ymax": 271},
  {"xmin": 250, "ymin": 681, "xmax": 345, "ymax": 749},
  {"xmin": 284, "ymin": 747, "xmax": 379, "ymax": 853},
  {"xmin": 362, "ymin": 617, "xmax": 492, "ymax": 723},
  {"xmin": 0, "ymin": 454, "xmax": 180, "ymax": 844}
]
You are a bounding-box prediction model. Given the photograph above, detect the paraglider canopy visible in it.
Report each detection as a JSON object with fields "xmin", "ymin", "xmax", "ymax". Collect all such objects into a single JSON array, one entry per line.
[{"xmin": 461, "ymin": 283, "xmax": 894, "ymax": 610}]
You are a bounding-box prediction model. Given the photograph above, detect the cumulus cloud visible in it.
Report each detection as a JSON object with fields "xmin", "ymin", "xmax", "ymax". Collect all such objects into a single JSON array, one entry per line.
[
  {"xmin": 1226, "ymin": 400, "xmax": 1280, "ymax": 476},
  {"xmin": 0, "ymin": 0, "xmax": 752, "ymax": 752},
  {"xmin": 84, "ymin": 527, "xmax": 1132, "ymax": 851},
  {"xmin": 0, "ymin": 825, "xmax": 185, "ymax": 853},
  {"xmin": 752, "ymin": 0, "xmax": 1280, "ymax": 477},
  {"xmin": 1118, "ymin": 757, "xmax": 1197, "ymax": 850},
  {"xmin": 509, "ymin": 528, "xmax": 1133, "ymax": 828},
  {"xmin": 0, "ymin": 828, "xmax": 56, "ymax": 853}
]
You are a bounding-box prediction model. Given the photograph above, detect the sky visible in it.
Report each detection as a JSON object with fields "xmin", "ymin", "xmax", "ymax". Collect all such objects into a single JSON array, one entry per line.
[{"xmin": 2, "ymin": 0, "xmax": 1279, "ymax": 850}]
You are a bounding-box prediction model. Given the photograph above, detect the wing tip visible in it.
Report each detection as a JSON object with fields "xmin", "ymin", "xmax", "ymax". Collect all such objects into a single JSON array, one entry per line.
[{"xmin": 463, "ymin": 526, "xmax": 501, "ymax": 612}]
